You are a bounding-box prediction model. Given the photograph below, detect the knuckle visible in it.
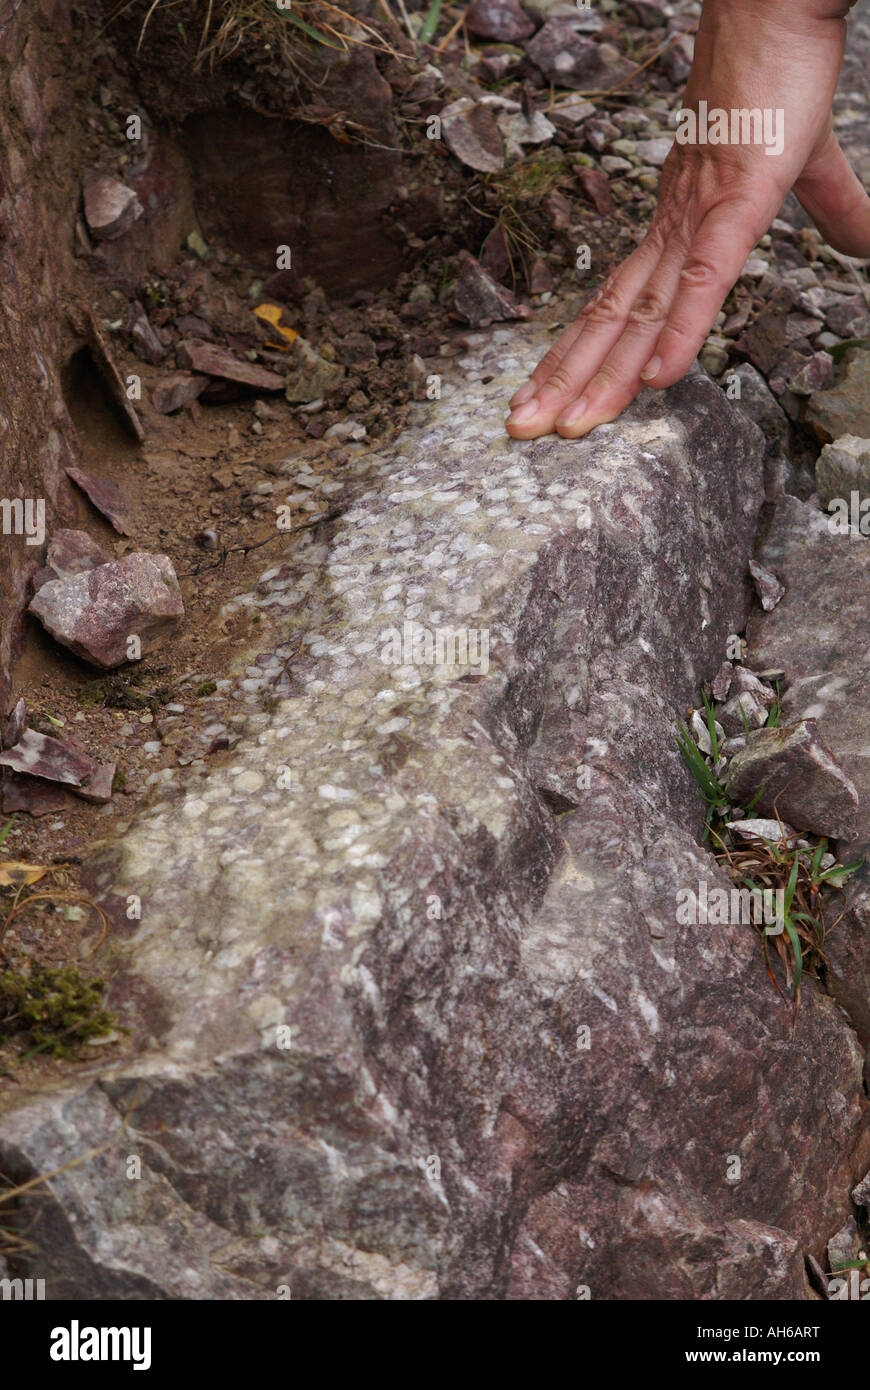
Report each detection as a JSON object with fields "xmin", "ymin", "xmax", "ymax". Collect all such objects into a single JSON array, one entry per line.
[
  {"xmin": 627, "ymin": 285, "xmax": 670, "ymax": 330},
  {"xmin": 589, "ymin": 362, "xmax": 622, "ymax": 393},
  {"xmin": 581, "ymin": 285, "xmax": 623, "ymax": 330},
  {"xmin": 680, "ymin": 257, "xmax": 720, "ymax": 290},
  {"xmin": 545, "ymin": 365, "xmax": 576, "ymax": 395}
]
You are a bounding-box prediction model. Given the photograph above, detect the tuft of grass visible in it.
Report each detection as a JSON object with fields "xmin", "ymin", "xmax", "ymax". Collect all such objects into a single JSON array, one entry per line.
[
  {"xmin": 115, "ymin": 0, "xmax": 401, "ymax": 67},
  {"xmin": 675, "ymin": 709, "xmax": 728, "ymax": 841},
  {"xmin": 675, "ymin": 687, "xmax": 863, "ymax": 1000},
  {"xmin": 0, "ymin": 965, "xmax": 118, "ymax": 1060},
  {"xmin": 713, "ymin": 821, "xmax": 863, "ymax": 1000}
]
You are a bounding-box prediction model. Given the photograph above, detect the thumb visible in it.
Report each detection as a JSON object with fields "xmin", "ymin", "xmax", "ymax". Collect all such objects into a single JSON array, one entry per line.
[{"xmin": 794, "ymin": 130, "xmax": 870, "ymax": 258}]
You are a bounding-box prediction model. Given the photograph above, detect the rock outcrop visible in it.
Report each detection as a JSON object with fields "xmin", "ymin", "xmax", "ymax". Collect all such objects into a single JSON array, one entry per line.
[
  {"xmin": 748, "ymin": 495, "xmax": 870, "ymax": 1050},
  {"xmin": 2, "ymin": 327, "xmax": 868, "ymax": 1300}
]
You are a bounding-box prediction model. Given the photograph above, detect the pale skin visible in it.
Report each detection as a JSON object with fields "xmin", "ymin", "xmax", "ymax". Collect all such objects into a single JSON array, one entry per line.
[{"xmin": 506, "ymin": 0, "xmax": 870, "ymax": 441}]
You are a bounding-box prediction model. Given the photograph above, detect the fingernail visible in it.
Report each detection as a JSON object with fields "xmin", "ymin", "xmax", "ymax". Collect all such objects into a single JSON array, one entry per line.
[
  {"xmin": 511, "ymin": 380, "xmax": 536, "ymax": 407},
  {"xmin": 640, "ymin": 355, "xmax": 662, "ymax": 383},
  {"xmin": 556, "ymin": 395, "xmax": 588, "ymax": 427},
  {"xmin": 508, "ymin": 400, "xmax": 539, "ymax": 424}
]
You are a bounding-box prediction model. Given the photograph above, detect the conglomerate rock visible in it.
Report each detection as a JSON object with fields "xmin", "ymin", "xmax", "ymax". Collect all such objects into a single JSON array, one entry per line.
[{"xmin": 1, "ymin": 326, "xmax": 868, "ymax": 1301}]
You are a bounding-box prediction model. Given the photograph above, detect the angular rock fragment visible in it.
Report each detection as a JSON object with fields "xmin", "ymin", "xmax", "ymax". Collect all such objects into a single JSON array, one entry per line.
[
  {"xmin": 807, "ymin": 349, "xmax": 870, "ymax": 441},
  {"xmin": 635, "ymin": 136, "xmax": 672, "ymax": 167},
  {"xmin": 549, "ymin": 96, "xmax": 595, "ymax": 130},
  {"xmin": 816, "ymin": 434, "xmax": 870, "ymax": 508},
  {"xmin": 151, "ymin": 372, "xmax": 210, "ymax": 415},
  {"xmin": 574, "ymin": 165, "xmax": 614, "ymax": 214},
  {"xmin": 82, "ymin": 171, "xmax": 143, "ymax": 241},
  {"xmin": 662, "ymin": 33, "xmax": 694, "ymax": 83},
  {"xmin": 526, "ymin": 23, "xmax": 638, "ymax": 89},
  {"xmin": 730, "ymin": 667, "xmax": 777, "ymax": 706},
  {"xmin": 66, "ymin": 467, "xmax": 131, "ymax": 537},
  {"xmin": 454, "ymin": 252, "xmax": 531, "ymax": 327},
  {"xmin": 466, "ymin": 0, "xmax": 534, "ymax": 43},
  {"xmin": 711, "ymin": 661, "xmax": 733, "ymax": 702},
  {"xmin": 724, "ymin": 720, "xmax": 858, "ymax": 839},
  {"xmin": 1, "ymin": 774, "xmax": 69, "ymax": 817},
  {"xmin": 176, "ymin": 339, "xmax": 284, "ymax": 393},
  {"xmin": 82, "ymin": 310, "xmax": 146, "ymax": 442},
  {"xmin": 824, "ymin": 294, "xmax": 870, "ymax": 339},
  {"xmin": 0, "ymin": 728, "xmax": 97, "ymax": 787},
  {"xmin": 284, "ymin": 337, "xmax": 346, "ymax": 404},
  {"xmin": 439, "ymin": 97, "xmax": 505, "ymax": 174},
  {"xmin": 718, "ymin": 691, "xmax": 768, "ymax": 736},
  {"xmin": 127, "ymin": 303, "xmax": 167, "ymax": 365},
  {"xmin": 28, "ymin": 554, "xmax": 184, "ymax": 670},
  {"xmin": 735, "ymin": 287, "xmax": 797, "ymax": 375},
  {"xmin": 33, "ymin": 529, "xmax": 110, "ymax": 591},
  {"xmin": 726, "ymin": 818, "xmax": 798, "ymax": 846},
  {"xmin": 2, "ymin": 698, "xmax": 27, "ymax": 750},
  {"xmin": 786, "ymin": 350, "xmax": 833, "ymax": 396},
  {"xmin": 749, "ymin": 558, "xmax": 785, "ymax": 611},
  {"xmin": 73, "ymin": 761, "xmax": 116, "ymax": 804}
]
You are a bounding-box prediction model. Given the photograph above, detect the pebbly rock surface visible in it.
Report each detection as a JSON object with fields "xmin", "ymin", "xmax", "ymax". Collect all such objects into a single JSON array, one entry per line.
[
  {"xmin": 28, "ymin": 552, "xmax": 184, "ymax": 669},
  {"xmin": 2, "ymin": 325, "xmax": 869, "ymax": 1301}
]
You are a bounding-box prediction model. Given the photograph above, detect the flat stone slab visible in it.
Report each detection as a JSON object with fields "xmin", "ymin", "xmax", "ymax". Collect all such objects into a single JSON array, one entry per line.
[{"xmin": 2, "ymin": 325, "xmax": 868, "ymax": 1300}]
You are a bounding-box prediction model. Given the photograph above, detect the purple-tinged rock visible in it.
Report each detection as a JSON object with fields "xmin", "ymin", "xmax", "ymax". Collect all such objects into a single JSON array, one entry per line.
[
  {"xmin": 128, "ymin": 303, "xmax": 167, "ymax": 365},
  {"xmin": 66, "ymin": 467, "xmax": 131, "ymax": 537},
  {"xmin": 2, "ymin": 698, "xmax": 27, "ymax": 750},
  {"xmin": 662, "ymin": 32, "xmax": 694, "ymax": 82},
  {"xmin": 73, "ymin": 761, "xmax": 116, "ymax": 804},
  {"xmin": 825, "ymin": 294, "xmax": 870, "ymax": 340},
  {"xmin": 815, "ymin": 434, "xmax": 870, "ymax": 508},
  {"xmin": 807, "ymin": 348, "xmax": 870, "ymax": 442},
  {"xmin": 1, "ymin": 774, "xmax": 69, "ymax": 817},
  {"xmin": 0, "ymin": 728, "xmax": 97, "ymax": 787},
  {"xmin": 28, "ymin": 553, "xmax": 184, "ymax": 670},
  {"xmin": 176, "ymin": 339, "xmax": 284, "ymax": 393},
  {"xmin": 440, "ymin": 97, "xmax": 505, "ymax": 174},
  {"xmin": 718, "ymin": 691, "xmax": 768, "ymax": 736},
  {"xmin": 83, "ymin": 309, "xmax": 146, "ymax": 442},
  {"xmin": 735, "ymin": 287, "xmax": 798, "ymax": 375},
  {"xmin": 466, "ymin": 0, "xmax": 534, "ymax": 42},
  {"xmin": 624, "ymin": 0, "xmax": 668, "ymax": 28},
  {"xmin": 749, "ymin": 558, "xmax": 785, "ymax": 611},
  {"xmin": 724, "ymin": 719, "xmax": 859, "ymax": 840},
  {"xmin": 151, "ymin": 372, "xmax": 210, "ymax": 415},
  {"xmin": 33, "ymin": 529, "xmax": 110, "ymax": 591},
  {"xmin": 526, "ymin": 23, "xmax": 637, "ymax": 90},
  {"xmin": 574, "ymin": 165, "xmax": 614, "ymax": 214},
  {"xmin": 83, "ymin": 171, "xmax": 143, "ymax": 242},
  {"xmin": 454, "ymin": 252, "xmax": 531, "ymax": 327},
  {"xmin": 786, "ymin": 350, "xmax": 833, "ymax": 396},
  {"xmin": 711, "ymin": 661, "xmax": 733, "ymax": 702}
]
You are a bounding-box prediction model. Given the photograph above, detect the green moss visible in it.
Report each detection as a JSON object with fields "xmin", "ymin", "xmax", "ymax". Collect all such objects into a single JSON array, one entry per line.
[
  {"xmin": 0, "ymin": 965, "xmax": 117, "ymax": 1059},
  {"xmin": 79, "ymin": 670, "xmax": 173, "ymax": 714},
  {"xmin": 195, "ymin": 680, "xmax": 218, "ymax": 698}
]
